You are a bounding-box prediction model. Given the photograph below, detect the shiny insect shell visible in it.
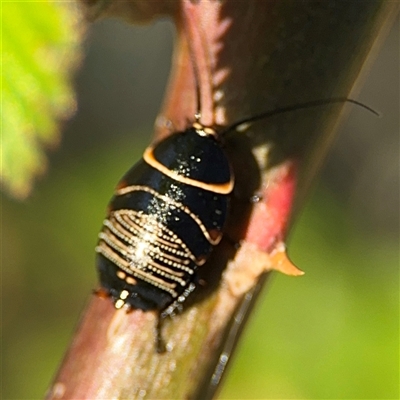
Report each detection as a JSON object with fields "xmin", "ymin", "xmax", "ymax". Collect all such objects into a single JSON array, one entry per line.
[{"xmin": 96, "ymin": 122, "xmax": 233, "ymax": 316}]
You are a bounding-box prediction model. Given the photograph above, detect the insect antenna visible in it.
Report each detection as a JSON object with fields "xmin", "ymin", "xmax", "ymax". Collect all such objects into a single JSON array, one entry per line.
[{"xmin": 220, "ymin": 97, "xmax": 381, "ymax": 136}]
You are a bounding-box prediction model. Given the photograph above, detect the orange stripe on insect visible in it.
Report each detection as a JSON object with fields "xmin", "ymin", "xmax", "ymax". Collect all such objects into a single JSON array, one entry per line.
[{"xmin": 143, "ymin": 146, "xmax": 234, "ymax": 195}]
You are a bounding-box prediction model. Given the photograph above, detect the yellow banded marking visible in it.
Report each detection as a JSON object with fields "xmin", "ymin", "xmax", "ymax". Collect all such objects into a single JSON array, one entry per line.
[
  {"xmin": 109, "ymin": 212, "xmax": 181, "ymax": 250},
  {"xmin": 106, "ymin": 216, "xmax": 189, "ymax": 262},
  {"xmin": 96, "ymin": 242, "xmax": 178, "ymax": 297},
  {"xmin": 118, "ymin": 213, "xmax": 182, "ymax": 250},
  {"xmin": 146, "ymin": 260, "xmax": 187, "ymax": 285},
  {"xmin": 150, "ymin": 246, "xmax": 191, "ymax": 266},
  {"xmin": 116, "ymin": 185, "xmax": 221, "ymax": 246},
  {"xmin": 103, "ymin": 210, "xmax": 196, "ymax": 273},
  {"xmin": 142, "ymin": 146, "xmax": 234, "ymax": 194},
  {"xmin": 113, "ymin": 210, "xmax": 197, "ymax": 266},
  {"xmin": 99, "ymin": 228, "xmax": 187, "ymax": 283}
]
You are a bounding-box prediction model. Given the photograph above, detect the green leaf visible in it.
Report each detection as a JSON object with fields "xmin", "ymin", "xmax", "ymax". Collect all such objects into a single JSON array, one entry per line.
[{"xmin": 1, "ymin": 0, "xmax": 84, "ymax": 199}]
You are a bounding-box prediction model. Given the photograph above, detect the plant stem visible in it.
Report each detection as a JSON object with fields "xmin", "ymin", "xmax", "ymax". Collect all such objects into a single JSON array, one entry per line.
[{"xmin": 46, "ymin": 1, "xmax": 397, "ymax": 399}]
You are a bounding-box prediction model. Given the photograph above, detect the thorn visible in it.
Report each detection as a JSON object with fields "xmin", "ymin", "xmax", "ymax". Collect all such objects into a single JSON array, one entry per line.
[{"xmin": 270, "ymin": 242, "xmax": 304, "ymax": 276}]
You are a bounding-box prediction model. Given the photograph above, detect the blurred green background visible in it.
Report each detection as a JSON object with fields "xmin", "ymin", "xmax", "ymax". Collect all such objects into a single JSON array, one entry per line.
[{"xmin": 2, "ymin": 13, "xmax": 399, "ymax": 400}]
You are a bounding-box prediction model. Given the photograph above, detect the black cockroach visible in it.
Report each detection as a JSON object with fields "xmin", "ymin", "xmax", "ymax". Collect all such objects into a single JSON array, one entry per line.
[
  {"xmin": 96, "ymin": 119, "xmax": 233, "ymax": 318},
  {"xmin": 95, "ymin": 22, "xmax": 378, "ymax": 351},
  {"xmin": 95, "ymin": 98, "xmax": 377, "ymax": 313}
]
